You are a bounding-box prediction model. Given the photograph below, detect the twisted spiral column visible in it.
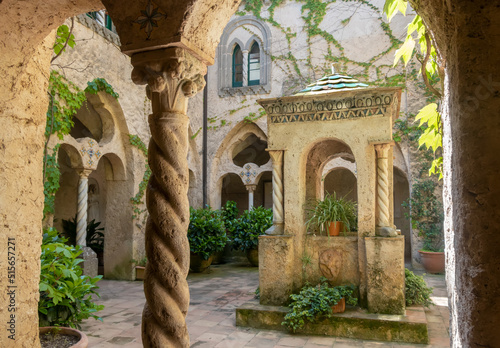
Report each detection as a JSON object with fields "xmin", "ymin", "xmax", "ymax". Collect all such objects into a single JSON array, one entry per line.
[
  {"xmin": 242, "ymin": 50, "xmax": 249, "ymax": 86},
  {"xmin": 266, "ymin": 150, "xmax": 284, "ymax": 235},
  {"xmin": 374, "ymin": 143, "xmax": 391, "ymax": 228},
  {"xmin": 131, "ymin": 48, "xmax": 206, "ymax": 348},
  {"xmin": 76, "ymin": 169, "xmax": 92, "ymax": 246}
]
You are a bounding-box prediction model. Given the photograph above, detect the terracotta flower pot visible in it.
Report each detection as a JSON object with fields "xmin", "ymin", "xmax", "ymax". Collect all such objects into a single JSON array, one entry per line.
[
  {"xmin": 190, "ymin": 253, "xmax": 213, "ymax": 273},
  {"xmin": 419, "ymin": 250, "xmax": 445, "ymax": 274},
  {"xmin": 39, "ymin": 326, "xmax": 88, "ymax": 348},
  {"xmin": 331, "ymin": 297, "xmax": 346, "ymax": 313},
  {"xmin": 327, "ymin": 221, "xmax": 344, "ymax": 236},
  {"xmin": 135, "ymin": 266, "xmax": 145, "ymax": 280},
  {"xmin": 246, "ymin": 249, "xmax": 259, "ymax": 267}
]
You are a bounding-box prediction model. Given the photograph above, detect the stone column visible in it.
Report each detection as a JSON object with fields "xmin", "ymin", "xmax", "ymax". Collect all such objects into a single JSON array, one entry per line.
[
  {"xmin": 242, "ymin": 50, "xmax": 249, "ymax": 86},
  {"xmin": 131, "ymin": 47, "xmax": 206, "ymax": 348},
  {"xmin": 374, "ymin": 143, "xmax": 397, "ymax": 237},
  {"xmin": 76, "ymin": 169, "xmax": 92, "ymax": 246},
  {"xmin": 246, "ymin": 184, "xmax": 256, "ymax": 209},
  {"xmin": 76, "ymin": 168, "xmax": 98, "ymax": 277},
  {"xmin": 266, "ymin": 150, "xmax": 284, "ymax": 235}
]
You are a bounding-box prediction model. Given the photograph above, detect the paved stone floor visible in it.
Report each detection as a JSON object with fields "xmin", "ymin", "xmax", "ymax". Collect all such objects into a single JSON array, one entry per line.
[{"xmin": 81, "ymin": 263, "xmax": 450, "ymax": 347}]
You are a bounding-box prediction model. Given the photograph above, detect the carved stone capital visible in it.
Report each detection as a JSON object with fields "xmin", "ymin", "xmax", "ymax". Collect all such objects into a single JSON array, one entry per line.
[
  {"xmin": 131, "ymin": 48, "xmax": 207, "ymax": 115},
  {"xmin": 246, "ymin": 184, "xmax": 257, "ymax": 193},
  {"xmin": 373, "ymin": 142, "xmax": 393, "ymax": 159},
  {"xmin": 76, "ymin": 168, "xmax": 93, "ymax": 179}
]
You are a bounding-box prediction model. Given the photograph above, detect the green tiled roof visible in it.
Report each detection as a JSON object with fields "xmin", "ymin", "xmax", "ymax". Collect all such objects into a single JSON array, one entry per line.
[{"xmin": 295, "ymin": 69, "xmax": 369, "ymax": 96}]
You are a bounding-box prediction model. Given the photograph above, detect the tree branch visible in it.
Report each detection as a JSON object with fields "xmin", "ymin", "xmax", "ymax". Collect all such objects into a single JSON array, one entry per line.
[
  {"xmin": 51, "ymin": 17, "xmax": 74, "ymax": 63},
  {"xmin": 421, "ymin": 32, "xmax": 442, "ymax": 99}
]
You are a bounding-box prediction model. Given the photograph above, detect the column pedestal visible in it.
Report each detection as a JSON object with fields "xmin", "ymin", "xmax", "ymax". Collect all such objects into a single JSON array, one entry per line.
[{"xmin": 80, "ymin": 246, "xmax": 98, "ymax": 279}]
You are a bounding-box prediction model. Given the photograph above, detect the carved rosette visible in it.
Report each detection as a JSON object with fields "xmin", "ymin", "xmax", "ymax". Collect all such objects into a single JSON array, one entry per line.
[
  {"xmin": 269, "ymin": 150, "xmax": 284, "ymax": 229},
  {"xmin": 374, "ymin": 143, "xmax": 391, "ymax": 228},
  {"xmin": 131, "ymin": 48, "xmax": 206, "ymax": 348},
  {"xmin": 76, "ymin": 169, "xmax": 92, "ymax": 246}
]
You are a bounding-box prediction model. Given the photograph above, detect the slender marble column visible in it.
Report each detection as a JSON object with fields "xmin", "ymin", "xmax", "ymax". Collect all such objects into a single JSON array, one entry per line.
[
  {"xmin": 242, "ymin": 50, "xmax": 249, "ymax": 86},
  {"xmin": 374, "ymin": 143, "xmax": 396, "ymax": 237},
  {"xmin": 76, "ymin": 169, "xmax": 92, "ymax": 246},
  {"xmin": 266, "ymin": 150, "xmax": 284, "ymax": 235},
  {"xmin": 131, "ymin": 48, "xmax": 206, "ymax": 348},
  {"xmin": 246, "ymin": 184, "xmax": 257, "ymax": 209}
]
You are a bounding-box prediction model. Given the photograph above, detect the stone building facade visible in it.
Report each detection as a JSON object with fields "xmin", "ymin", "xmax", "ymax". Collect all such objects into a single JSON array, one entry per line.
[{"xmin": 45, "ymin": 0, "xmax": 432, "ymax": 282}]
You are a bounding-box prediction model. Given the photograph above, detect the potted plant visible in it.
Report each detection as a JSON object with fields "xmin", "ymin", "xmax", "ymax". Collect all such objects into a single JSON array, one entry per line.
[
  {"xmin": 404, "ymin": 180, "xmax": 445, "ymax": 274},
  {"xmin": 214, "ymin": 200, "xmax": 239, "ymax": 265},
  {"xmin": 188, "ymin": 206, "xmax": 228, "ymax": 272},
  {"xmin": 305, "ymin": 192, "xmax": 357, "ymax": 236},
  {"xmin": 131, "ymin": 257, "xmax": 147, "ymax": 280},
  {"xmin": 282, "ymin": 277, "xmax": 358, "ymax": 332},
  {"xmin": 231, "ymin": 206, "xmax": 273, "ymax": 266},
  {"xmin": 39, "ymin": 228, "xmax": 104, "ymax": 347}
]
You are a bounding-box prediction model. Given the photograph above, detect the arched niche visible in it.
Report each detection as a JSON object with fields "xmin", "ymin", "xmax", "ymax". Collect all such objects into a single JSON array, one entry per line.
[
  {"xmin": 393, "ymin": 166, "xmax": 411, "ymax": 264},
  {"xmin": 323, "ymin": 167, "xmax": 358, "ymax": 204},
  {"xmin": 232, "ymin": 133, "xmax": 269, "ymax": 167},
  {"xmin": 304, "ymin": 138, "xmax": 355, "ymax": 202},
  {"xmin": 254, "ymin": 171, "xmax": 272, "ymax": 209},
  {"xmin": 220, "ymin": 173, "xmax": 247, "ymax": 214},
  {"xmin": 53, "ymin": 144, "xmax": 83, "ymax": 233}
]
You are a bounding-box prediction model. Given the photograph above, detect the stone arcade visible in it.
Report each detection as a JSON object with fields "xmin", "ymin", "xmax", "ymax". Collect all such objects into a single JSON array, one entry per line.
[{"xmin": 1, "ymin": 0, "xmax": 500, "ymax": 347}]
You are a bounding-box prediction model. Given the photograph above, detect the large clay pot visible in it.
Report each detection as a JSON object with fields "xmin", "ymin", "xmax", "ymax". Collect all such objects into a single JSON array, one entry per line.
[
  {"xmin": 331, "ymin": 297, "xmax": 346, "ymax": 313},
  {"xmin": 39, "ymin": 326, "xmax": 88, "ymax": 348},
  {"xmin": 190, "ymin": 253, "xmax": 213, "ymax": 273},
  {"xmin": 327, "ymin": 221, "xmax": 344, "ymax": 236},
  {"xmin": 246, "ymin": 249, "xmax": 259, "ymax": 267},
  {"xmin": 419, "ymin": 250, "xmax": 445, "ymax": 274}
]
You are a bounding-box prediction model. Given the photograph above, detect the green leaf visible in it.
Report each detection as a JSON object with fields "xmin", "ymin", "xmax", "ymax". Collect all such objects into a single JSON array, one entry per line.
[{"xmin": 393, "ymin": 35, "xmax": 415, "ymax": 66}]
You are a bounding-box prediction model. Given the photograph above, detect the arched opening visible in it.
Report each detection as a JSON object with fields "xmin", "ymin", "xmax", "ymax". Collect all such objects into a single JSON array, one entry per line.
[
  {"xmin": 232, "ymin": 133, "xmax": 269, "ymax": 166},
  {"xmin": 323, "ymin": 167, "xmax": 358, "ymax": 204},
  {"xmin": 221, "ymin": 173, "xmax": 247, "ymax": 214},
  {"xmin": 70, "ymin": 101, "xmax": 104, "ymax": 141},
  {"xmin": 393, "ymin": 167, "xmax": 411, "ymax": 264},
  {"xmin": 254, "ymin": 171, "xmax": 272, "ymax": 208},
  {"xmin": 305, "ymin": 138, "xmax": 355, "ymax": 202},
  {"xmin": 232, "ymin": 44, "xmax": 243, "ymax": 87},
  {"xmin": 248, "ymin": 41, "xmax": 261, "ymax": 86}
]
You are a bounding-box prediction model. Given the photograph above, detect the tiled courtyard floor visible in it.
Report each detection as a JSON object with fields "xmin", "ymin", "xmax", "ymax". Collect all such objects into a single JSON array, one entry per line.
[{"xmin": 81, "ymin": 263, "xmax": 450, "ymax": 347}]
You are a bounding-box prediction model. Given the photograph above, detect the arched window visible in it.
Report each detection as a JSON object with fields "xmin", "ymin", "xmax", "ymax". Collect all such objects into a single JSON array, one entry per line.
[
  {"xmin": 232, "ymin": 45, "xmax": 243, "ymax": 87},
  {"xmin": 248, "ymin": 42, "xmax": 261, "ymax": 86}
]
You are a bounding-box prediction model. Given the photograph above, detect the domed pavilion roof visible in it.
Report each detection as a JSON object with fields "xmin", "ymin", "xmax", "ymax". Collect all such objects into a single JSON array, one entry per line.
[{"xmin": 295, "ymin": 67, "xmax": 369, "ymax": 96}]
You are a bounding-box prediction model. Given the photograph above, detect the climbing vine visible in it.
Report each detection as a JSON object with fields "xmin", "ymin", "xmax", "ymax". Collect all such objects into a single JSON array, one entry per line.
[
  {"xmin": 129, "ymin": 135, "xmax": 151, "ymax": 225},
  {"xmin": 43, "ymin": 68, "xmax": 119, "ymax": 218}
]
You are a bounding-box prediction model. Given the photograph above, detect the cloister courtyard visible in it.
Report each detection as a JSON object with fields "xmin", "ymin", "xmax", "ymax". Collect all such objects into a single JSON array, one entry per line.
[{"xmin": 80, "ymin": 263, "xmax": 450, "ymax": 348}]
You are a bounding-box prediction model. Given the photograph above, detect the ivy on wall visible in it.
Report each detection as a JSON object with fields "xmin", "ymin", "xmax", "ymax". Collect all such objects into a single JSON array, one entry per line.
[
  {"xmin": 43, "ymin": 70, "xmax": 119, "ymax": 218},
  {"xmin": 129, "ymin": 134, "xmax": 151, "ymax": 225}
]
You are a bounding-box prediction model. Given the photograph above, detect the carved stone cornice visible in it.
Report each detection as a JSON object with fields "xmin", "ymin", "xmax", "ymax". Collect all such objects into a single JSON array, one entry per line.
[{"xmin": 258, "ymin": 89, "xmax": 400, "ymax": 124}]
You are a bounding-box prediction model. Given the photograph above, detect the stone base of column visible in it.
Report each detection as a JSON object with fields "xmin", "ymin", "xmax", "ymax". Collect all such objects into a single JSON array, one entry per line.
[
  {"xmin": 365, "ymin": 236, "xmax": 405, "ymax": 315},
  {"xmin": 258, "ymin": 235, "xmax": 293, "ymax": 306},
  {"xmin": 265, "ymin": 223, "xmax": 284, "ymax": 235},
  {"xmin": 375, "ymin": 226, "xmax": 398, "ymax": 237},
  {"xmin": 80, "ymin": 246, "xmax": 98, "ymax": 278}
]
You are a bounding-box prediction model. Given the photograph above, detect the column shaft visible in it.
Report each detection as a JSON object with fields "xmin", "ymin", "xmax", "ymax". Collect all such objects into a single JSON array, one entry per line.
[
  {"xmin": 266, "ymin": 150, "xmax": 284, "ymax": 235},
  {"xmin": 76, "ymin": 169, "xmax": 92, "ymax": 246}
]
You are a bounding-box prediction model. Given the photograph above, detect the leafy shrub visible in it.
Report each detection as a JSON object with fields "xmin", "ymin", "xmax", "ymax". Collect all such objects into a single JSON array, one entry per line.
[
  {"xmin": 221, "ymin": 200, "xmax": 239, "ymax": 236},
  {"xmin": 188, "ymin": 207, "xmax": 228, "ymax": 260},
  {"xmin": 282, "ymin": 278, "xmax": 358, "ymax": 332},
  {"xmin": 61, "ymin": 216, "xmax": 104, "ymax": 252},
  {"xmin": 231, "ymin": 206, "xmax": 272, "ymax": 252},
  {"xmin": 39, "ymin": 228, "xmax": 104, "ymax": 329},
  {"xmin": 131, "ymin": 257, "xmax": 147, "ymax": 267},
  {"xmin": 405, "ymin": 268, "xmax": 433, "ymax": 307}
]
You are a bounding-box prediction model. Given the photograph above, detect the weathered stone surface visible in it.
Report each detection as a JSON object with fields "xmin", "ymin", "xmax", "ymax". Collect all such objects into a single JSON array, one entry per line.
[
  {"xmin": 131, "ymin": 47, "xmax": 206, "ymax": 347},
  {"xmin": 236, "ymin": 299, "xmax": 428, "ymax": 344},
  {"xmin": 304, "ymin": 235, "xmax": 359, "ymax": 286},
  {"xmin": 259, "ymin": 235, "xmax": 294, "ymax": 305},
  {"xmin": 80, "ymin": 246, "xmax": 99, "ymax": 278},
  {"xmin": 365, "ymin": 236, "xmax": 405, "ymax": 315}
]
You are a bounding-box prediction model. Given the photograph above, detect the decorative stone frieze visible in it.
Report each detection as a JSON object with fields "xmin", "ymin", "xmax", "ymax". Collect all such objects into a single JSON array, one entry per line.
[
  {"xmin": 131, "ymin": 47, "xmax": 206, "ymax": 348},
  {"xmin": 262, "ymin": 94, "xmax": 394, "ymax": 124}
]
